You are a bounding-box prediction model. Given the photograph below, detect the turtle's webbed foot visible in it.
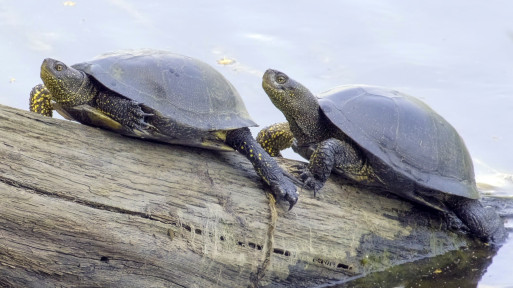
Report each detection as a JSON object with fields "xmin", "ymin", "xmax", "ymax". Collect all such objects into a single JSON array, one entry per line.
[
  {"xmin": 226, "ymin": 127, "xmax": 300, "ymax": 210},
  {"xmin": 291, "ymin": 163, "xmax": 325, "ymax": 196},
  {"xmin": 269, "ymin": 179, "xmax": 299, "ymax": 210},
  {"xmin": 301, "ymin": 172, "xmax": 325, "ymax": 197},
  {"xmin": 127, "ymin": 101, "xmax": 155, "ymax": 131},
  {"xmin": 290, "ymin": 162, "xmax": 308, "ymax": 177},
  {"xmin": 134, "ymin": 119, "xmax": 156, "ymax": 132}
]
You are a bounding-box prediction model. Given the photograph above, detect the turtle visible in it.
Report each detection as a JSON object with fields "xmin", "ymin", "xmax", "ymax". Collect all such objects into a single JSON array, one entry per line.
[
  {"xmin": 257, "ymin": 68, "xmax": 507, "ymax": 244},
  {"xmin": 28, "ymin": 50, "xmax": 299, "ymax": 209}
]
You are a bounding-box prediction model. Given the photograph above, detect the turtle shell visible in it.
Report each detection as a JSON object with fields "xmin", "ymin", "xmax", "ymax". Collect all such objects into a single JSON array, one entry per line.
[
  {"xmin": 318, "ymin": 85, "xmax": 478, "ymax": 199},
  {"xmin": 72, "ymin": 49, "xmax": 256, "ymax": 131}
]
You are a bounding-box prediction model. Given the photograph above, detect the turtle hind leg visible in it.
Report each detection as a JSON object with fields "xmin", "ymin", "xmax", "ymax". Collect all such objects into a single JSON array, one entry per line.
[
  {"xmin": 448, "ymin": 198, "xmax": 507, "ymax": 245},
  {"xmin": 30, "ymin": 84, "xmax": 53, "ymax": 117},
  {"xmin": 225, "ymin": 127, "xmax": 298, "ymax": 209}
]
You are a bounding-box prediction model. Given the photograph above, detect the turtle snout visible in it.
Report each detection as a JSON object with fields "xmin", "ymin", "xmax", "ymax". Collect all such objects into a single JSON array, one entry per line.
[
  {"xmin": 41, "ymin": 58, "xmax": 57, "ymax": 70},
  {"xmin": 263, "ymin": 69, "xmax": 277, "ymax": 82}
]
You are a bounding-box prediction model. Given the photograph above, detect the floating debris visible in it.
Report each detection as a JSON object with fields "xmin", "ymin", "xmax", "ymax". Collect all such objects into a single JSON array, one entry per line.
[
  {"xmin": 63, "ymin": 1, "xmax": 76, "ymax": 6},
  {"xmin": 9, "ymin": 77, "xmax": 15, "ymax": 84},
  {"xmin": 217, "ymin": 57, "xmax": 236, "ymax": 65}
]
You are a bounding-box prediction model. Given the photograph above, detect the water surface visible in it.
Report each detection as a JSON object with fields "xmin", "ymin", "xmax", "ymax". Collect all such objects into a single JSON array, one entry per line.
[{"xmin": 1, "ymin": 1, "xmax": 512, "ymax": 286}]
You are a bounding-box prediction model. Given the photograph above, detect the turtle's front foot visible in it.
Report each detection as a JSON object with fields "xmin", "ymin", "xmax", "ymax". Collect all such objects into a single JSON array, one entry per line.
[
  {"xmin": 127, "ymin": 101, "xmax": 155, "ymax": 132},
  {"xmin": 226, "ymin": 127, "xmax": 299, "ymax": 210},
  {"xmin": 291, "ymin": 163, "xmax": 325, "ymax": 197},
  {"xmin": 134, "ymin": 117, "xmax": 156, "ymax": 132},
  {"xmin": 269, "ymin": 178, "xmax": 299, "ymax": 210}
]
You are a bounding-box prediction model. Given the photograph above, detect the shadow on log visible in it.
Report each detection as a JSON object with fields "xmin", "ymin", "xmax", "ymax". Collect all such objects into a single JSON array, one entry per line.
[{"xmin": 0, "ymin": 104, "xmax": 477, "ymax": 287}]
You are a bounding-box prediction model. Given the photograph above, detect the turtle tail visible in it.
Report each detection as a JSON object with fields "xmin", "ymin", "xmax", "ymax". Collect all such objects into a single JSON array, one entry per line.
[{"xmin": 449, "ymin": 198, "xmax": 507, "ymax": 246}]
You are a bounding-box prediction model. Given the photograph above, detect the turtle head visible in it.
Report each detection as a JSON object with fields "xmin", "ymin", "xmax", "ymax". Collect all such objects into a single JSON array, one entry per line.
[
  {"xmin": 262, "ymin": 69, "xmax": 319, "ymax": 122},
  {"xmin": 40, "ymin": 58, "xmax": 93, "ymax": 106}
]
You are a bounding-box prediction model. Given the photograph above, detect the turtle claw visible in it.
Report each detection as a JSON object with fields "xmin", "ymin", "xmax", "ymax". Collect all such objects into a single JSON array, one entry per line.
[
  {"xmin": 290, "ymin": 163, "xmax": 309, "ymax": 179},
  {"xmin": 302, "ymin": 176, "xmax": 322, "ymax": 196},
  {"xmin": 291, "ymin": 162, "xmax": 308, "ymax": 170},
  {"xmin": 290, "ymin": 163, "xmax": 325, "ymax": 197},
  {"xmin": 312, "ymin": 185, "xmax": 321, "ymax": 198},
  {"xmin": 270, "ymin": 178, "xmax": 299, "ymax": 210},
  {"xmin": 132, "ymin": 115, "xmax": 156, "ymax": 133},
  {"xmin": 141, "ymin": 111, "xmax": 154, "ymax": 117},
  {"xmin": 286, "ymin": 191, "xmax": 299, "ymax": 211},
  {"xmin": 134, "ymin": 122, "xmax": 156, "ymax": 134},
  {"xmin": 138, "ymin": 119, "xmax": 156, "ymax": 131},
  {"xmin": 128, "ymin": 101, "xmax": 156, "ymax": 132}
]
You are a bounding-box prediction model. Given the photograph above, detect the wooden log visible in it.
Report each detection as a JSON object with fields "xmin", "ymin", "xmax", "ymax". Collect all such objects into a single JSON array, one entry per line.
[{"xmin": 0, "ymin": 104, "xmax": 474, "ymax": 287}]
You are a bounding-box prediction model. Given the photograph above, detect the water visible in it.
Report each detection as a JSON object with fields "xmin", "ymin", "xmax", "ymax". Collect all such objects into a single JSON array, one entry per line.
[{"xmin": 1, "ymin": 1, "xmax": 512, "ymax": 286}]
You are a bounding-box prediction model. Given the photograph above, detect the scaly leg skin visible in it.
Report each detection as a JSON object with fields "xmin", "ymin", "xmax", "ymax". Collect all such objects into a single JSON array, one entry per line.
[
  {"xmin": 449, "ymin": 197, "xmax": 507, "ymax": 245},
  {"xmin": 291, "ymin": 139, "xmax": 317, "ymax": 160},
  {"xmin": 94, "ymin": 93, "xmax": 154, "ymax": 132},
  {"xmin": 256, "ymin": 122, "xmax": 295, "ymax": 157},
  {"xmin": 295, "ymin": 138, "xmax": 364, "ymax": 196},
  {"xmin": 30, "ymin": 84, "xmax": 53, "ymax": 117},
  {"xmin": 226, "ymin": 127, "xmax": 299, "ymax": 209}
]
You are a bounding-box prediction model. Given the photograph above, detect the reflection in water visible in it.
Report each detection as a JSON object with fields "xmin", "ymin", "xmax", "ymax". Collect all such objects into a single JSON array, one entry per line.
[{"xmin": 318, "ymin": 242, "xmax": 500, "ymax": 288}]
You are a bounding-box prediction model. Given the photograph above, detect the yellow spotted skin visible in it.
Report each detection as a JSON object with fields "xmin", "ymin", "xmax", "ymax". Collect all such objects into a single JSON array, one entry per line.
[
  {"xmin": 256, "ymin": 122, "xmax": 294, "ymax": 157},
  {"xmin": 225, "ymin": 128, "xmax": 298, "ymax": 208},
  {"xmin": 261, "ymin": 69, "xmax": 377, "ymax": 195},
  {"xmin": 262, "ymin": 69, "xmax": 508, "ymax": 244},
  {"xmin": 28, "ymin": 54, "xmax": 300, "ymax": 209},
  {"xmin": 29, "ymin": 84, "xmax": 53, "ymax": 117},
  {"xmin": 39, "ymin": 59, "xmax": 94, "ymax": 106}
]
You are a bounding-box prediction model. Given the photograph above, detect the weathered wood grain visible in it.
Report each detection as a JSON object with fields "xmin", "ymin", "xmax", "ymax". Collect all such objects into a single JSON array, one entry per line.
[{"xmin": 0, "ymin": 104, "xmax": 473, "ymax": 287}]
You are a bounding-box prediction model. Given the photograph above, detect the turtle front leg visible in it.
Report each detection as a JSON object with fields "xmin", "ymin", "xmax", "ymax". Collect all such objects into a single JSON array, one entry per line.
[
  {"xmin": 94, "ymin": 92, "xmax": 154, "ymax": 132},
  {"xmin": 30, "ymin": 84, "xmax": 53, "ymax": 117},
  {"xmin": 226, "ymin": 127, "xmax": 299, "ymax": 209},
  {"xmin": 295, "ymin": 138, "xmax": 364, "ymax": 196},
  {"xmin": 256, "ymin": 122, "xmax": 295, "ymax": 157}
]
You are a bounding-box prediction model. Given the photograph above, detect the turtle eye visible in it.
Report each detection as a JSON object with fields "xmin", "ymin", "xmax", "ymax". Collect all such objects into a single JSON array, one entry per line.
[
  {"xmin": 276, "ymin": 74, "xmax": 288, "ymax": 84},
  {"xmin": 55, "ymin": 63, "xmax": 65, "ymax": 71}
]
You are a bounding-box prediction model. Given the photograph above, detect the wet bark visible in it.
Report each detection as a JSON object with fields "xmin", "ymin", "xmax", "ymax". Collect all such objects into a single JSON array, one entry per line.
[{"xmin": 0, "ymin": 104, "xmax": 474, "ymax": 287}]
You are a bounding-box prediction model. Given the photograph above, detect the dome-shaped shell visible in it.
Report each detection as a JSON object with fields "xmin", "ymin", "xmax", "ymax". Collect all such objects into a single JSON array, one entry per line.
[
  {"xmin": 72, "ymin": 50, "xmax": 256, "ymax": 131},
  {"xmin": 318, "ymin": 85, "xmax": 478, "ymax": 199}
]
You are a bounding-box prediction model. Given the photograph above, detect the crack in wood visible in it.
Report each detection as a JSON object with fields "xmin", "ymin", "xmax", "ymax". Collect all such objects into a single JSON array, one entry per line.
[{"xmin": 0, "ymin": 174, "xmax": 153, "ymax": 221}]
